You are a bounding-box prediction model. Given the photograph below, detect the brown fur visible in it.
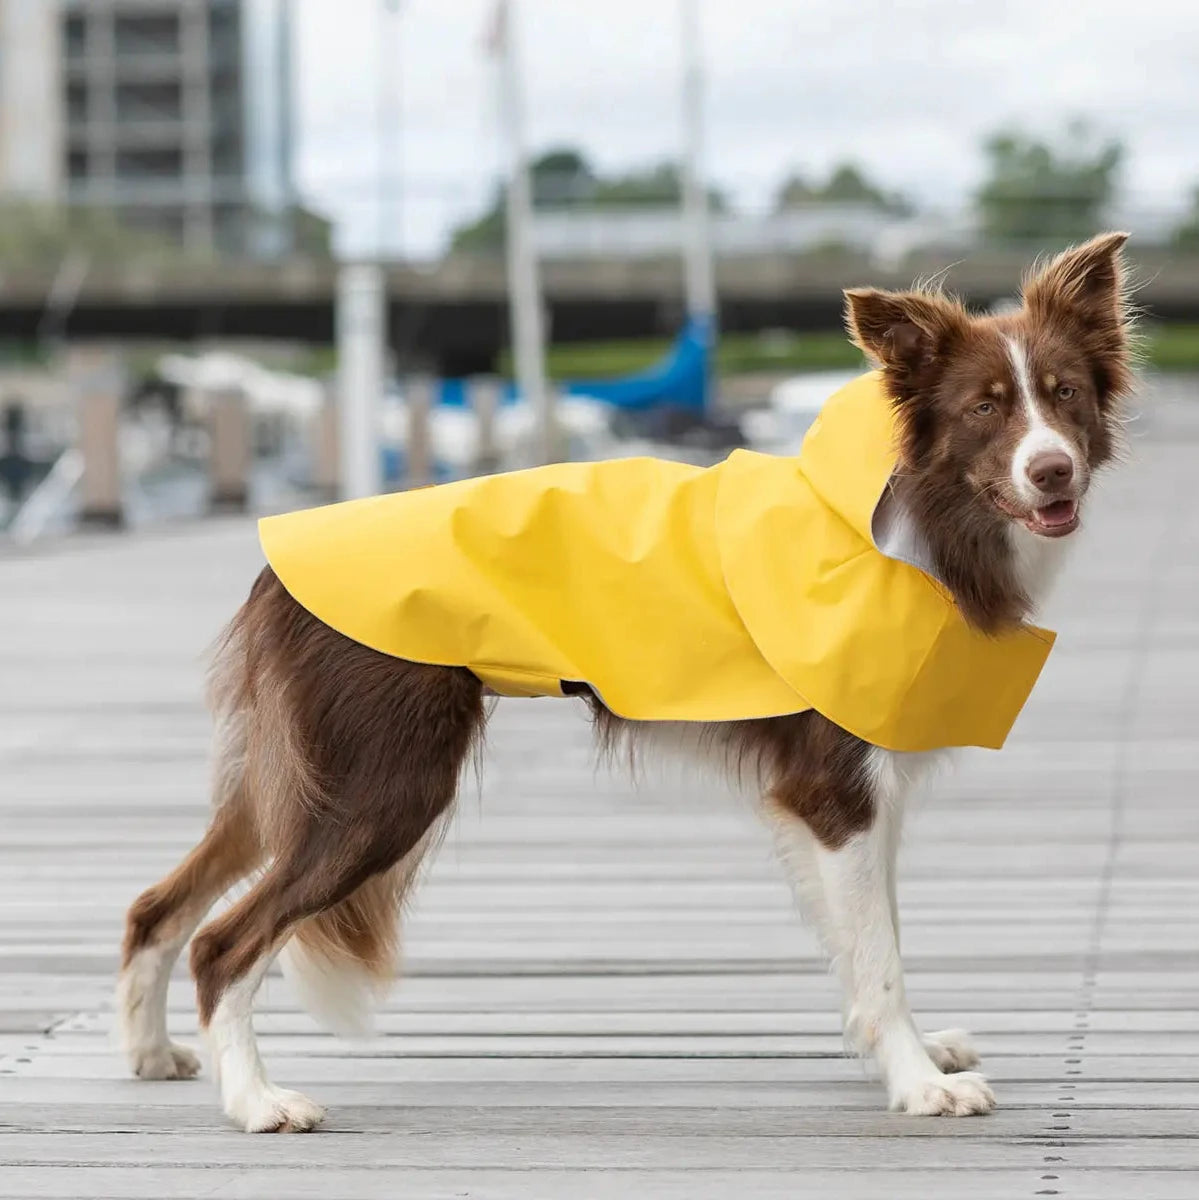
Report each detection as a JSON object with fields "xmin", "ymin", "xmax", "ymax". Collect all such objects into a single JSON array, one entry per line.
[
  {"xmin": 121, "ymin": 234, "xmax": 1132, "ymax": 1080},
  {"xmin": 122, "ymin": 797, "xmax": 260, "ymax": 965}
]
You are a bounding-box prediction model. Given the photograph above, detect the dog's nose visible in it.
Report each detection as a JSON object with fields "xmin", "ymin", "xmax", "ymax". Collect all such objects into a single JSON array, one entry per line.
[{"xmin": 1026, "ymin": 451, "xmax": 1074, "ymax": 492}]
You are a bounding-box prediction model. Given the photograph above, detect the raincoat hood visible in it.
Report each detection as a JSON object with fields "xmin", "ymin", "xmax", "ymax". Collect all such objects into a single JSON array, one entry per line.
[{"xmin": 259, "ymin": 372, "xmax": 1055, "ymax": 752}]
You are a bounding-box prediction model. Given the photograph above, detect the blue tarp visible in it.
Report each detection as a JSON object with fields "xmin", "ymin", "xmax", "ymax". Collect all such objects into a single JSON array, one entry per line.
[
  {"xmin": 562, "ymin": 316, "xmax": 712, "ymax": 412},
  {"xmin": 435, "ymin": 317, "xmax": 713, "ymax": 413}
]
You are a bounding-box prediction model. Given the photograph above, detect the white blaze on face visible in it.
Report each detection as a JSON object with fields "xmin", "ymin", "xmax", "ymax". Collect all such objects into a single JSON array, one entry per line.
[{"xmin": 1004, "ymin": 336, "xmax": 1079, "ymax": 505}]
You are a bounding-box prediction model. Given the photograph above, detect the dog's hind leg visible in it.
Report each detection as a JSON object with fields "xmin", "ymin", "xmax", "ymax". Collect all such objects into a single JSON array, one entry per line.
[
  {"xmin": 190, "ymin": 598, "xmax": 482, "ymax": 1130},
  {"xmin": 189, "ymin": 786, "xmax": 459, "ymax": 1132},
  {"xmin": 118, "ymin": 792, "xmax": 260, "ymax": 1079},
  {"xmin": 182, "ymin": 570, "xmax": 483, "ymax": 1130},
  {"xmin": 118, "ymin": 617, "xmax": 261, "ymax": 1080}
]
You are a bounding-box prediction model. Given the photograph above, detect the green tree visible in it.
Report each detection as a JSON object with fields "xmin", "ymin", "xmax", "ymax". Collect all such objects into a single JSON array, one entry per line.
[
  {"xmin": 775, "ymin": 162, "xmax": 909, "ymax": 214},
  {"xmin": 449, "ymin": 147, "xmax": 727, "ymax": 253},
  {"xmin": 592, "ymin": 161, "xmax": 726, "ymax": 209},
  {"xmin": 976, "ymin": 122, "xmax": 1123, "ymax": 246},
  {"xmin": 0, "ymin": 202, "xmax": 183, "ymax": 266},
  {"xmin": 529, "ymin": 148, "xmax": 597, "ymax": 204}
]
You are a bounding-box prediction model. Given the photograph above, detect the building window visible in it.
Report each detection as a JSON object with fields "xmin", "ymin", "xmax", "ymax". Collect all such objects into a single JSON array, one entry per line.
[
  {"xmin": 65, "ymin": 14, "xmax": 87, "ymax": 60},
  {"xmin": 67, "ymin": 82, "xmax": 88, "ymax": 125},
  {"xmin": 116, "ymin": 148, "xmax": 184, "ymax": 179},
  {"xmin": 116, "ymin": 82, "xmax": 183, "ymax": 123},
  {"xmin": 114, "ymin": 14, "xmax": 180, "ymax": 58},
  {"xmin": 208, "ymin": 4, "xmax": 241, "ymax": 68}
]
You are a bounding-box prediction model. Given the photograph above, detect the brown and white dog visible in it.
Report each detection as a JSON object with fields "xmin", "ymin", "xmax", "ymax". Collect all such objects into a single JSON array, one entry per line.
[{"xmin": 117, "ymin": 233, "xmax": 1134, "ymax": 1131}]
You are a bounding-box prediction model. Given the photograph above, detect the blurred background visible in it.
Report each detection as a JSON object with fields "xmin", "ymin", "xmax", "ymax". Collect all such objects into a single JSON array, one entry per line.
[{"xmin": 1, "ymin": 0, "xmax": 1198, "ymax": 539}]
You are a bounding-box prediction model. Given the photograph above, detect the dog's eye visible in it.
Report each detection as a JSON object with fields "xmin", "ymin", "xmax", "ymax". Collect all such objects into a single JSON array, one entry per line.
[
  {"xmin": 1056, "ymin": 385, "xmax": 1077, "ymax": 402},
  {"xmin": 973, "ymin": 400, "xmax": 997, "ymax": 416}
]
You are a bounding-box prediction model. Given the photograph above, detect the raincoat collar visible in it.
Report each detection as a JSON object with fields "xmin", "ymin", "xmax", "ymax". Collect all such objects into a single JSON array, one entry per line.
[{"xmin": 799, "ymin": 369, "xmax": 903, "ymax": 555}]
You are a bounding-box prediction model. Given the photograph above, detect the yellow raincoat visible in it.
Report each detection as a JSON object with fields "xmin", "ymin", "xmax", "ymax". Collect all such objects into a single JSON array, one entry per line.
[{"xmin": 259, "ymin": 373, "xmax": 1055, "ymax": 752}]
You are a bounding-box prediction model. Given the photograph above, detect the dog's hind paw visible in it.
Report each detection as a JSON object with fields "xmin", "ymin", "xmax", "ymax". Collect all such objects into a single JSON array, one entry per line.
[
  {"xmin": 890, "ymin": 1070, "xmax": 995, "ymax": 1117},
  {"xmin": 923, "ymin": 1028, "xmax": 980, "ymax": 1073},
  {"xmin": 128, "ymin": 1041, "xmax": 202, "ymax": 1080}
]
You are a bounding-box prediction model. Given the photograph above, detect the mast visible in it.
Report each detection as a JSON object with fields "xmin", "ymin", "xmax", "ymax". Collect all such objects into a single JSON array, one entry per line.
[
  {"xmin": 495, "ymin": 0, "xmax": 554, "ymax": 462},
  {"xmin": 679, "ymin": 0, "xmax": 715, "ymax": 322}
]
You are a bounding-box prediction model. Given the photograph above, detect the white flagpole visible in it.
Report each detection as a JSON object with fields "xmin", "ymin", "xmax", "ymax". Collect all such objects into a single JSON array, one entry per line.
[
  {"xmin": 680, "ymin": 0, "xmax": 715, "ymax": 322},
  {"xmin": 495, "ymin": 0, "xmax": 555, "ymax": 462},
  {"xmin": 336, "ymin": 261, "xmax": 385, "ymax": 499}
]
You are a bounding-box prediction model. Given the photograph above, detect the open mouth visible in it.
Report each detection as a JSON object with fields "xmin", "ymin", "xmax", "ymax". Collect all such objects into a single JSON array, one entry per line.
[
  {"xmin": 994, "ymin": 496, "xmax": 1080, "ymax": 538},
  {"xmin": 1025, "ymin": 498, "xmax": 1079, "ymax": 537}
]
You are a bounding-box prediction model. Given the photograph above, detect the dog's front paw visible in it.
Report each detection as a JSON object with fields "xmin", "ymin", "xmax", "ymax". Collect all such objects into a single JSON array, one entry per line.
[
  {"xmin": 923, "ymin": 1028, "xmax": 980, "ymax": 1073},
  {"xmin": 129, "ymin": 1041, "xmax": 202, "ymax": 1080},
  {"xmin": 890, "ymin": 1070, "xmax": 995, "ymax": 1117},
  {"xmin": 227, "ymin": 1084, "xmax": 326, "ymax": 1133}
]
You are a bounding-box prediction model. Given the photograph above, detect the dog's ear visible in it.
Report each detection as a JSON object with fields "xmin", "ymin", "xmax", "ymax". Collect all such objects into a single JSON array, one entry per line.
[
  {"xmin": 1022, "ymin": 232, "xmax": 1133, "ymax": 406},
  {"xmin": 844, "ymin": 288, "xmax": 967, "ymax": 377},
  {"xmin": 1022, "ymin": 231, "xmax": 1129, "ymax": 332}
]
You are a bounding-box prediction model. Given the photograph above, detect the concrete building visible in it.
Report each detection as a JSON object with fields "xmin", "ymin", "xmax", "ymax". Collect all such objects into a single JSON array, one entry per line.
[
  {"xmin": 0, "ymin": 0, "xmax": 63, "ymax": 202},
  {"xmin": 0, "ymin": 0, "xmax": 295, "ymax": 256}
]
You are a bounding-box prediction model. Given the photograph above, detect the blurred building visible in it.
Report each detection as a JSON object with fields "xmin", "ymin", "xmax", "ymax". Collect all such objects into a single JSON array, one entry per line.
[
  {"xmin": 531, "ymin": 205, "xmax": 973, "ymax": 267},
  {"xmin": 0, "ymin": 0, "xmax": 63, "ymax": 202},
  {"xmin": 0, "ymin": 0, "xmax": 296, "ymax": 257}
]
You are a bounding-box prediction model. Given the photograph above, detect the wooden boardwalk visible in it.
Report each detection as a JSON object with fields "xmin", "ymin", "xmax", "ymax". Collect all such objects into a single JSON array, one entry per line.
[{"xmin": 3, "ymin": 390, "xmax": 1199, "ymax": 1198}]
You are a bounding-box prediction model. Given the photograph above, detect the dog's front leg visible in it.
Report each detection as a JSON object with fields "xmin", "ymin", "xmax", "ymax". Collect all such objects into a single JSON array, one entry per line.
[
  {"xmin": 876, "ymin": 777, "xmax": 980, "ymax": 1077},
  {"xmin": 772, "ymin": 802, "xmax": 994, "ymax": 1116}
]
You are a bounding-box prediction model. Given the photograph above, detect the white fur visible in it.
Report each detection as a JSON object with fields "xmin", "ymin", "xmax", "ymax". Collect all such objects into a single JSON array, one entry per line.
[
  {"xmin": 1008, "ymin": 519, "xmax": 1074, "ymax": 612},
  {"xmin": 278, "ymin": 937, "xmax": 383, "ymax": 1039},
  {"xmin": 207, "ymin": 952, "xmax": 325, "ymax": 1133},
  {"xmin": 117, "ymin": 942, "xmax": 202, "ymax": 1080},
  {"xmin": 1005, "ymin": 335, "xmax": 1081, "ymax": 505}
]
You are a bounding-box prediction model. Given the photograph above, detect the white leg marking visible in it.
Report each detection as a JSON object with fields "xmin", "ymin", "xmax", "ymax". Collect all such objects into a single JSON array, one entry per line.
[
  {"xmin": 772, "ymin": 747, "xmax": 993, "ymax": 1115},
  {"xmin": 1005, "ymin": 336, "xmax": 1080, "ymax": 506},
  {"xmin": 208, "ymin": 953, "xmax": 325, "ymax": 1133},
  {"xmin": 819, "ymin": 822, "xmax": 993, "ymax": 1115},
  {"xmin": 117, "ymin": 937, "xmax": 202, "ymax": 1080},
  {"xmin": 869, "ymin": 749, "xmax": 985, "ymax": 1079},
  {"xmin": 118, "ymin": 697, "xmax": 249, "ymax": 1082}
]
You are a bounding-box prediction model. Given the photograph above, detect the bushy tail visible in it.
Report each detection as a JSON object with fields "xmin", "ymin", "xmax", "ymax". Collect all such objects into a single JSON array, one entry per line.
[
  {"xmin": 279, "ymin": 819, "xmax": 447, "ymax": 1037},
  {"xmin": 279, "ymin": 869, "xmax": 407, "ymax": 1037}
]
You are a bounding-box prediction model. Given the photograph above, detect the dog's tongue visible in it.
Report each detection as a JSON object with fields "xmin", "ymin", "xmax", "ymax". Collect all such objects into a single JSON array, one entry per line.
[{"xmin": 1036, "ymin": 499, "xmax": 1077, "ymax": 527}]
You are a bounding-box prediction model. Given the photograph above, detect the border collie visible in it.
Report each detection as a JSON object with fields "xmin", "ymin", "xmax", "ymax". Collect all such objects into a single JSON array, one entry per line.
[{"xmin": 117, "ymin": 233, "xmax": 1133, "ymax": 1130}]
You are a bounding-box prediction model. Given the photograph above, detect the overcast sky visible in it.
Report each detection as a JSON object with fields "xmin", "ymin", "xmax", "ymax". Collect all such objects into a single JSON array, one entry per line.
[{"xmin": 290, "ymin": 0, "xmax": 1199, "ymax": 259}]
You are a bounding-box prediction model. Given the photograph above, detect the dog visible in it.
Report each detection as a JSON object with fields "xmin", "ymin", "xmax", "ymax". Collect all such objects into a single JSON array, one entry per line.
[{"xmin": 117, "ymin": 232, "xmax": 1133, "ymax": 1131}]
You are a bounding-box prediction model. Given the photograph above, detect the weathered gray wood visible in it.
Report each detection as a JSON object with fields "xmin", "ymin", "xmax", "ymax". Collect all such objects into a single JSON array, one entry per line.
[
  {"xmin": 72, "ymin": 353, "xmax": 125, "ymax": 529},
  {"xmin": 206, "ymin": 387, "xmax": 250, "ymax": 512},
  {"xmin": 406, "ymin": 375, "xmax": 433, "ymax": 489},
  {"xmin": 1, "ymin": 377, "xmax": 1198, "ymax": 1195},
  {"xmin": 2, "ymin": 1167, "xmax": 1194, "ymax": 1200},
  {"xmin": 311, "ymin": 385, "xmax": 339, "ymax": 500},
  {"xmin": 473, "ymin": 375, "xmax": 501, "ymax": 472}
]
